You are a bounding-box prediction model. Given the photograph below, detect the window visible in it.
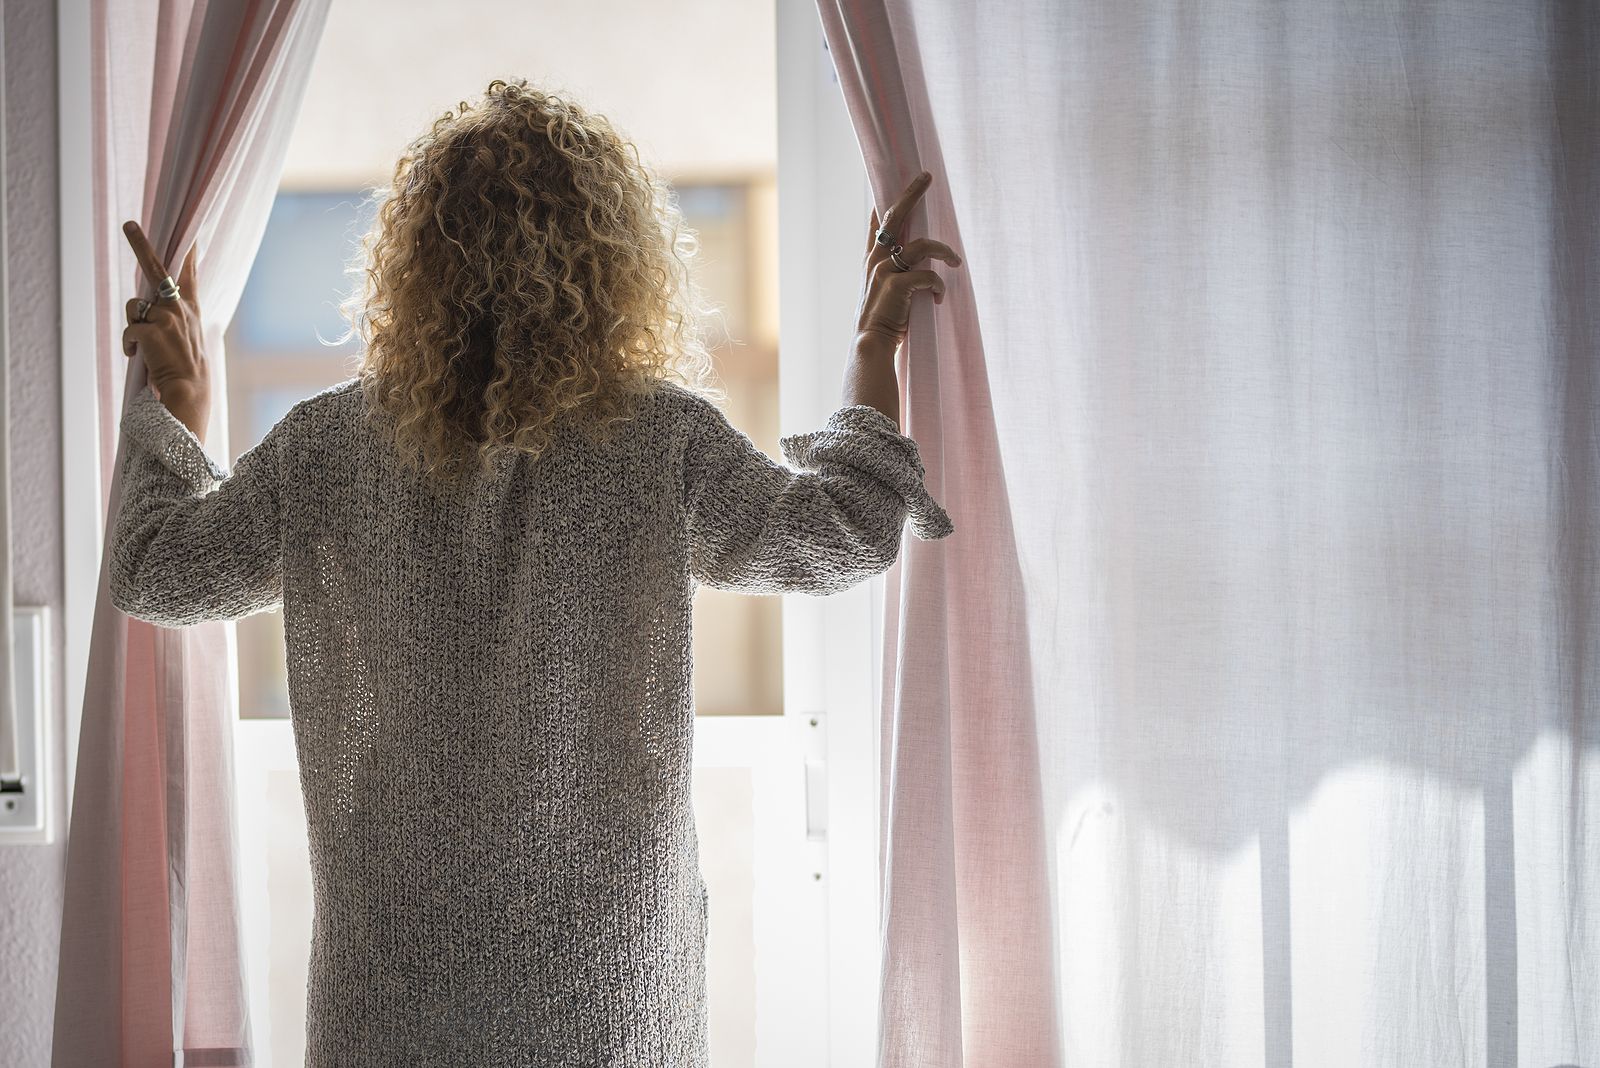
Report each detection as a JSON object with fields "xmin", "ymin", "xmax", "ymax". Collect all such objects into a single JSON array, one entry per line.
[{"xmin": 219, "ymin": 3, "xmax": 890, "ymax": 1065}]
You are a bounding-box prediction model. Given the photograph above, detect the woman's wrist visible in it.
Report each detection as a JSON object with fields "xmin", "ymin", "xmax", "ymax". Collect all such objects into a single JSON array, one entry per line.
[
  {"xmin": 156, "ymin": 380, "xmax": 211, "ymax": 444},
  {"xmin": 843, "ymin": 333, "xmax": 902, "ymax": 429},
  {"xmin": 851, "ymin": 329, "xmax": 901, "ymax": 360}
]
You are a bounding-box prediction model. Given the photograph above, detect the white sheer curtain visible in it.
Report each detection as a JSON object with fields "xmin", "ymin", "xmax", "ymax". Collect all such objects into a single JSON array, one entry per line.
[{"xmin": 819, "ymin": 2, "xmax": 1599, "ymax": 1065}]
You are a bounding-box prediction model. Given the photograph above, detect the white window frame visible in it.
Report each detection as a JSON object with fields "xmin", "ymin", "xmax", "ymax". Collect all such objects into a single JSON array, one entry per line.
[
  {"xmin": 774, "ymin": 0, "xmax": 886, "ymax": 1061},
  {"xmin": 58, "ymin": 0, "xmax": 97, "ymax": 817},
  {"xmin": 58, "ymin": 0, "xmax": 884, "ymax": 1062}
]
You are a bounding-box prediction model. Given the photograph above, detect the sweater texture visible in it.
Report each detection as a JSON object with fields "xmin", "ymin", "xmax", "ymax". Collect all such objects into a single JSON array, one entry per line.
[{"xmin": 110, "ymin": 375, "xmax": 953, "ymax": 1066}]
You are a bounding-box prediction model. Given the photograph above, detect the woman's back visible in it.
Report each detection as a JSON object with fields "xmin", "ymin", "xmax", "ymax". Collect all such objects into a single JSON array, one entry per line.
[
  {"xmin": 109, "ymin": 370, "xmax": 949, "ymax": 1065},
  {"xmin": 279, "ymin": 377, "xmax": 706, "ymax": 1063}
]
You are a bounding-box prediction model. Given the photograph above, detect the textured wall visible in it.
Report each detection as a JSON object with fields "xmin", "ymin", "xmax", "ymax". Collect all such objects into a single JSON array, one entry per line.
[{"xmin": 1, "ymin": 2, "xmax": 65, "ymax": 1066}]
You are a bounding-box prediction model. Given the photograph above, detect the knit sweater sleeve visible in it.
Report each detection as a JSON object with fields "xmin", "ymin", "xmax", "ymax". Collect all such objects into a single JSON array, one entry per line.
[
  {"xmin": 108, "ymin": 383, "xmax": 284, "ymax": 627},
  {"xmin": 681, "ymin": 393, "xmax": 954, "ymax": 595}
]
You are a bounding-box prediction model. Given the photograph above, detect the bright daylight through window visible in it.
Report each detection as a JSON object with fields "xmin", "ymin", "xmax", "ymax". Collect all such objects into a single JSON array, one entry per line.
[{"xmin": 226, "ymin": 3, "xmax": 786, "ymax": 1064}]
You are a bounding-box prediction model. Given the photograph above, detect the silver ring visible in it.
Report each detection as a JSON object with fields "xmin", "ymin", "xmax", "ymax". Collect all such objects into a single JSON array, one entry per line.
[
  {"xmin": 134, "ymin": 298, "xmax": 154, "ymax": 322},
  {"xmin": 157, "ymin": 275, "xmax": 181, "ymax": 302},
  {"xmin": 875, "ymin": 227, "xmax": 897, "ymax": 249},
  {"xmin": 889, "ymin": 248, "xmax": 911, "ymax": 272}
]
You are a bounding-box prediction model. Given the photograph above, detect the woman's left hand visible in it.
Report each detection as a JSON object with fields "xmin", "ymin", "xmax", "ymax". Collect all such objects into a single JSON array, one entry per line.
[{"xmin": 121, "ymin": 221, "xmax": 210, "ymax": 442}]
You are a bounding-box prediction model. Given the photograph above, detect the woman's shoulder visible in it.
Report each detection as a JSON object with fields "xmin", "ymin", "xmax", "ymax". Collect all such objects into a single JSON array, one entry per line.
[
  {"xmin": 644, "ymin": 377, "xmax": 732, "ymax": 432},
  {"xmin": 642, "ymin": 377, "xmax": 703, "ymax": 408},
  {"xmin": 294, "ymin": 376, "xmax": 364, "ymax": 414},
  {"xmin": 252, "ymin": 378, "xmax": 365, "ymax": 456},
  {"xmin": 287, "ymin": 377, "xmax": 378, "ymax": 435},
  {"xmin": 263, "ymin": 374, "xmax": 728, "ymax": 453}
]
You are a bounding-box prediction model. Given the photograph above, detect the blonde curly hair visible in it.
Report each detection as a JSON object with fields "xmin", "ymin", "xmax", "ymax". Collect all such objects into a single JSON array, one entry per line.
[{"xmin": 341, "ymin": 78, "xmax": 725, "ymax": 480}]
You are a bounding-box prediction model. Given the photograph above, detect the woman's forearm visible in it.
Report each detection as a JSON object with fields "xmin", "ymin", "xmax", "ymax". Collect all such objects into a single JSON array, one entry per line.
[{"xmin": 842, "ymin": 331, "xmax": 901, "ymax": 431}]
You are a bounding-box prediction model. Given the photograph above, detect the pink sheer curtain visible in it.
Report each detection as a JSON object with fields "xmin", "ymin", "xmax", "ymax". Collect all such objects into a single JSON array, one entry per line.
[
  {"xmin": 820, "ymin": 2, "xmax": 1598, "ymax": 1066},
  {"xmin": 53, "ymin": 2, "xmax": 329, "ymax": 1064},
  {"xmin": 815, "ymin": 5, "xmax": 1060, "ymax": 1066}
]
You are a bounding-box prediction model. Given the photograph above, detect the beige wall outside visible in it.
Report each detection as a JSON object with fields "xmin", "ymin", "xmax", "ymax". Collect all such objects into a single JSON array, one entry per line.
[{"xmin": 281, "ymin": 0, "xmax": 777, "ymax": 190}]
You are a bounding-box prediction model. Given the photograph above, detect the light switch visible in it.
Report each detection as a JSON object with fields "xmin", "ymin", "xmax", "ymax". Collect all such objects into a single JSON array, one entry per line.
[{"xmin": 0, "ymin": 606, "xmax": 50, "ymax": 842}]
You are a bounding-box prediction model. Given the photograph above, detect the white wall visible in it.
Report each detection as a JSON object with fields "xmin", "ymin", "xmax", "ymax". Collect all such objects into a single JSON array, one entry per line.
[{"xmin": 0, "ymin": 2, "xmax": 66, "ymax": 1065}]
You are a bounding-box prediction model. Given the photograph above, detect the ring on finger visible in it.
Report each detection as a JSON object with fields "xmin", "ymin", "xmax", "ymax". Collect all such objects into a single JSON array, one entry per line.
[
  {"xmin": 156, "ymin": 274, "xmax": 182, "ymax": 302},
  {"xmin": 889, "ymin": 247, "xmax": 911, "ymax": 272},
  {"xmin": 875, "ymin": 227, "xmax": 898, "ymax": 249},
  {"xmin": 134, "ymin": 298, "xmax": 154, "ymax": 322}
]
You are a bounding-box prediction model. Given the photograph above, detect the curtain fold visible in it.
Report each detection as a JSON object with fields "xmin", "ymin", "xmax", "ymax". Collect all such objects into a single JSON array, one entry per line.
[
  {"xmin": 53, "ymin": 3, "xmax": 330, "ymax": 1065},
  {"xmin": 814, "ymin": 4, "xmax": 1062, "ymax": 1067},
  {"xmin": 818, "ymin": 2, "xmax": 1599, "ymax": 1065}
]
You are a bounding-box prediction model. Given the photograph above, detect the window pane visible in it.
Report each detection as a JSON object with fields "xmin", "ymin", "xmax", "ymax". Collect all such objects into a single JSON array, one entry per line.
[
  {"xmin": 234, "ymin": 193, "xmax": 374, "ymax": 354},
  {"xmin": 230, "ymin": 4, "xmax": 791, "ymax": 1058}
]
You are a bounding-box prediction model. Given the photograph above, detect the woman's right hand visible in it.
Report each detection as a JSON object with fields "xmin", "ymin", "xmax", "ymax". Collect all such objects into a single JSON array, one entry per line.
[{"xmin": 853, "ymin": 170, "xmax": 963, "ymax": 350}]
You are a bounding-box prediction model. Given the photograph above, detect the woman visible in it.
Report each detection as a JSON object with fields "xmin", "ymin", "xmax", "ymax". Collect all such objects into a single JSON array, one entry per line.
[{"xmin": 113, "ymin": 78, "xmax": 958, "ymax": 1066}]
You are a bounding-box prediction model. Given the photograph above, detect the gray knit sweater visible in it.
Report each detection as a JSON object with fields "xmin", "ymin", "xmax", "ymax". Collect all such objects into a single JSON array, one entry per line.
[{"xmin": 109, "ymin": 374, "xmax": 952, "ymax": 1066}]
